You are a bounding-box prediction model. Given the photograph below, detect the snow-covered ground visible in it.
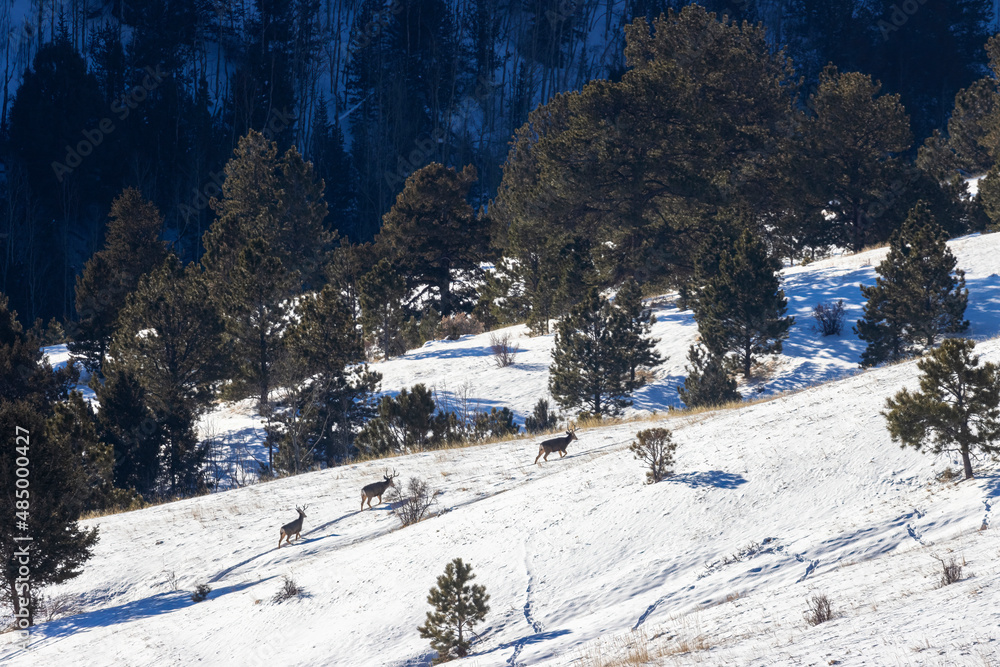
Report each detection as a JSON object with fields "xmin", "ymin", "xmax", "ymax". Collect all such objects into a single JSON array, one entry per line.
[
  {"xmin": 7, "ymin": 335, "xmax": 1000, "ymax": 666},
  {"xmin": 15, "ymin": 232, "xmax": 1000, "ymax": 666},
  {"xmin": 195, "ymin": 231, "xmax": 1000, "ymax": 480}
]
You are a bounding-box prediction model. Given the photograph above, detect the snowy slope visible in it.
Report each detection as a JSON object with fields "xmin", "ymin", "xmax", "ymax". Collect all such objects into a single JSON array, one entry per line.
[
  {"xmin": 6, "ymin": 338, "xmax": 1000, "ymax": 664},
  {"xmin": 198, "ymin": 231, "xmax": 1000, "ymax": 477}
]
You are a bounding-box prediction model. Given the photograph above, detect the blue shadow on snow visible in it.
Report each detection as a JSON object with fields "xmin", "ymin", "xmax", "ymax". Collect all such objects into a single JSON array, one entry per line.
[{"xmin": 665, "ymin": 470, "xmax": 747, "ymax": 489}]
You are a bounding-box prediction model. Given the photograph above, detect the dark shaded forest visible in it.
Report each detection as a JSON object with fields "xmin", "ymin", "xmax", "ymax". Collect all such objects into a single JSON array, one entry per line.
[{"xmin": 0, "ymin": 0, "xmax": 995, "ymax": 326}]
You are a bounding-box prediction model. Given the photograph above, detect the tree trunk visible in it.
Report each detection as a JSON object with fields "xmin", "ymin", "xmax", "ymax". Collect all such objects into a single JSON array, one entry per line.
[
  {"xmin": 440, "ymin": 275, "xmax": 452, "ymax": 317},
  {"xmin": 961, "ymin": 444, "xmax": 974, "ymax": 480}
]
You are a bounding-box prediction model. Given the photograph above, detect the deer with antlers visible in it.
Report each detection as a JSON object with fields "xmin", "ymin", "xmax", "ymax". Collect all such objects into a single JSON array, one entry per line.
[
  {"xmin": 534, "ymin": 428, "xmax": 578, "ymax": 464},
  {"xmin": 278, "ymin": 506, "xmax": 308, "ymax": 548},
  {"xmin": 361, "ymin": 469, "xmax": 397, "ymax": 510}
]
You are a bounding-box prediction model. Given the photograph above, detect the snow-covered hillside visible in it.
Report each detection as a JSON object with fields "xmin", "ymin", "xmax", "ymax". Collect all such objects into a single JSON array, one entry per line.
[
  {"xmin": 197, "ymin": 231, "xmax": 1000, "ymax": 480},
  {"xmin": 5, "ymin": 234, "xmax": 1000, "ymax": 666}
]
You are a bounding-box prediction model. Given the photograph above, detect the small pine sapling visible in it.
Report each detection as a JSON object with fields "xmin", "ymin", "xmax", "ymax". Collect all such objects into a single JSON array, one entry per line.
[
  {"xmin": 191, "ymin": 584, "xmax": 211, "ymax": 603},
  {"xmin": 629, "ymin": 427, "xmax": 677, "ymax": 483},
  {"xmin": 418, "ymin": 558, "xmax": 490, "ymax": 663}
]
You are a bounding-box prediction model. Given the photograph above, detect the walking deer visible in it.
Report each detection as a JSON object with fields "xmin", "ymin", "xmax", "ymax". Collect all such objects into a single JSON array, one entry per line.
[
  {"xmin": 278, "ymin": 506, "xmax": 307, "ymax": 548},
  {"xmin": 361, "ymin": 469, "xmax": 397, "ymax": 510},
  {"xmin": 534, "ymin": 428, "xmax": 578, "ymax": 464}
]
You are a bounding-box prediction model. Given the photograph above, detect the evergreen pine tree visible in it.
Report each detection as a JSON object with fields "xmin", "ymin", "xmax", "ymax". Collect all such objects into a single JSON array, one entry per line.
[
  {"xmin": 692, "ymin": 229, "xmax": 794, "ymax": 378},
  {"xmin": 856, "ymin": 202, "xmax": 969, "ymax": 367},
  {"xmin": 376, "ymin": 163, "xmax": 488, "ymax": 315},
  {"xmin": 277, "ymin": 145, "xmax": 335, "ymax": 288},
  {"xmin": 0, "ymin": 295, "xmax": 98, "ymax": 626},
  {"xmin": 883, "ymin": 338, "xmax": 1000, "ymax": 480},
  {"xmin": 203, "ymin": 131, "xmax": 283, "ymax": 281},
  {"xmin": 614, "ymin": 278, "xmax": 662, "ymax": 389},
  {"xmin": 94, "ymin": 369, "xmax": 164, "ymax": 497},
  {"xmin": 677, "ymin": 345, "xmax": 742, "ymax": 408},
  {"xmin": 977, "ymin": 161, "xmax": 1000, "ymax": 229},
  {"xmin": 359, "ymin": 258, "xmax": 407, "ymax": 359},
  {"xmin": 226, "ymin": 237, "xmax": 295, "ymax": 419},
  {"xmin": 799, "ymin": 66, "xmax": 912, "ymax": 252},
  {"xmin": 107, "ymin": 259, "xmax": 226, "ymax": 495},
  {"xmin": 548, "ymin": 289, "xmax": 633, "ymax": 418},
  {"xmin": 355, "ymin": 384, "xmax": 438, "ymax": 455},
  {"xmin": 70, "ymin": 188, "xmax": 168, "ymax": 373},
  {"xmin": 281, "ymin": 285, "xmax": 380, "ymax": 466},
  {"xmin": 417, "ymin": 558, "xmax": 490, "ymax": 663}
]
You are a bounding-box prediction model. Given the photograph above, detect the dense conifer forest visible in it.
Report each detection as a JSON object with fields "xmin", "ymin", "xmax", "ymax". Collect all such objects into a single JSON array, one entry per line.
[{"xmin": 0, "ymin": 0, "xmax": 996, "ymax": 326}]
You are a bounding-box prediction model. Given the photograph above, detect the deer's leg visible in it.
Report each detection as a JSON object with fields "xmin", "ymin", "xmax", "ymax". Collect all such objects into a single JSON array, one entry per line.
[
  {"xmin": 534, "ymin": 450, "xmax": 543, "ymax": 464},
  {"xmin": 559, "ymin": 451, "xmax": 566, "ymax": 458},
  {"xmin": 278, "ymin": 531, "xmax": 285, "ymax": 548}
]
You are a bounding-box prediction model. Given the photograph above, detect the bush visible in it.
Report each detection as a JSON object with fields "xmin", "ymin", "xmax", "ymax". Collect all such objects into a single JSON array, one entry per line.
[
  {"xmin": 936, "ymin": 556, "xmax": 964, "ymax": 586},
  {"xmin": 804, "ymin": 594, "xmax": 833, "ymax": 625},
  {"xmin": 440, "ymin": 312, "xmax": 484, "ymax": 340},
  {"xmin": 191, "ymin": 583, "xmax": 211, "ymax": 603},
  {"xmin": 272, "ymin": 575, "xmax": 302, "ymax": 602},
  {"xmin": 677, "ymin": 345, "xmax": 741, "ymax": 408},
  {"xmin": 389, "ymin": 477, "xmax": 437, "ymax": 527},
  {"xmin": 813, "ymin": 300, "xmax": 846, "ymax": 336},
  {"xmin": 629, "ymin": 428, "xmax": 677, "ymax": 484},
  {"xmin": 472, "ymin": 407, "xmax": 519, "ymax": 441},
  {"xmin": 489, "ymin": 331, "xmax": 520, "ymax": 368},
  {"xmin": 402, "ymin": 307, "xmax": 442, "ymax": 350},
  {"xmin": 524, "ymin": 399, "xmax": 559, "ymax": 434}
]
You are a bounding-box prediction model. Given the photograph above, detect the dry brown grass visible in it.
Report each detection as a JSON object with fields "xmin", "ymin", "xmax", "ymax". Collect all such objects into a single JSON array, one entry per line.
[{"xmin": 576, "ymin": 623, "xmax": 714, "ymax": 666}]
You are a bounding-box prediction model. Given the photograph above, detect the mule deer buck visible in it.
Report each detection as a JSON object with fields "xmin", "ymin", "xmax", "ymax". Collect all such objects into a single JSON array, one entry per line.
[
  {"xmin": 534, "ymin": 428, "xmax": 577, "ymax": 464},
  {"xmin": 361, "ymin": 469, "xmax": 397, "ymax": 510},
  {"xmin": 278, "ymin": 506, "xmax": 307, "ymax": 548}
]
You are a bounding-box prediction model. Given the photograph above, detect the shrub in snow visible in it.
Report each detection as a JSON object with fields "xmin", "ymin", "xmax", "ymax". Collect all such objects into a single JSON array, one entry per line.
[
  {"xmin": 418, "ymin": 558, "xmax": 490, "ymax": 663},
  {"xmin": 472, "ymin": 407, "xmax": 519, "ymax": 440},
  {"xmin": 524, "ymin": 399, "xmax": 559, "ymax": 434},
  {"xmin": 489, "ymin": 331, "xmax": 519, "ymax": 368},
  {"xmin": 677, "ymin": 345, "xmax": 741, "ymax": 408},
  {"xmin": 629, "ymin": 428, "xmax": 677, "ymax": 484},
  {"xmin": 191, "ymin": 584, "xmax": 211, "ymax": 603},
  {"xmin": 935, "ymin": 556, "xmax": 964, "ymax": 586},
  {"xmin": 813, "ymin": 300, "xmax": 846, "ymax": 336},
  {"xmin": 440, "ymin": 313, "xmax": 484, "ymax": 341},
  {"xmin": 390, "ymin": 477, "xmax": 437, "ymax": 527},
  {"xmin": 804, "ymin": 594, "xmax": 833, "ymax": 625},
  {"xmin": 272, "ymin": 576, "xmax": 302, "ymax": 602}
]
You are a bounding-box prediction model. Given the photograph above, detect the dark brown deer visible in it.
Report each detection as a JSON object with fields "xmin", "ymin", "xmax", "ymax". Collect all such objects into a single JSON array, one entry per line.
[
  {"xmin": 361, "ymin": 469, "xmax": 397, "ymax": 510},
  {"xmin": 534, "ymin": 428, "xmax": 577, "ymax": 464},
  {"xmin": 278, "ymin": 506, "xmax": 307, "ymax": 548}
]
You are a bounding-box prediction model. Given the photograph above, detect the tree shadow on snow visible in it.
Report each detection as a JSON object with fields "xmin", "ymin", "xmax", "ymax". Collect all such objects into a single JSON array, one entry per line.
[
  {"xmin": 666, "ymin": 470, "xmax": 747, "ymax": 489},
  {"xmin": 32, "ymin": 579, "xmax": 265, "ymax": 639}
]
